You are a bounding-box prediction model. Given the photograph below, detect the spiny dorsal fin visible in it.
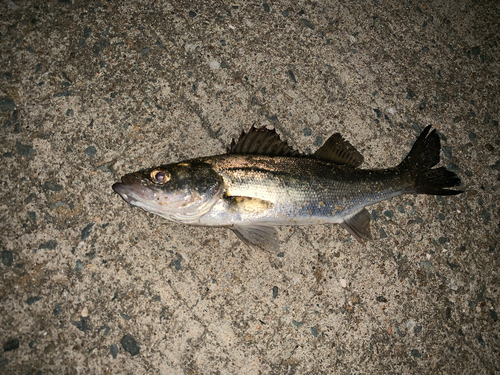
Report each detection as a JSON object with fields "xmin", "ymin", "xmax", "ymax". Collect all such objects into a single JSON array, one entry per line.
[
  {"xmin": 228, "ymin": 126, "xmax": 301, "ymax": 157},
  {"xmin": 314, "ymin": 133, "xmax": 364, "ymax": 167}
]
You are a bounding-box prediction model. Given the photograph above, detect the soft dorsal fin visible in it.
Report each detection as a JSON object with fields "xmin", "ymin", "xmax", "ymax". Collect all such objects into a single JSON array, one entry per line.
[
  {"xmin": 228, "ymin": 126, "xmax": 301, "ymax": 157},
  {"xmin": 314, "ymin": 133, "xmax": 364, "ymax": 167}
]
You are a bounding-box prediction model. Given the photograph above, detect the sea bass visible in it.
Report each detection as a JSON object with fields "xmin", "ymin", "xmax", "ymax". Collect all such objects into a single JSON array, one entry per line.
[{"xmin": 113, "ymin": 126, "xmax": 462, "ymax": 251}]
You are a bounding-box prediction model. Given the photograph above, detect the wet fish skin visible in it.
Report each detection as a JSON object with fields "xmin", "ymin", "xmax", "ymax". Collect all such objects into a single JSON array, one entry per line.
[{"xmin": 113, "ymin": 126, "xmax": 462, "ymax": 251}]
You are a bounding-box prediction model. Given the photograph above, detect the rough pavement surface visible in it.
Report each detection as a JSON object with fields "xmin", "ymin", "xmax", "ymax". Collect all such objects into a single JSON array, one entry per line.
[{"xmin": 1, "ymin": 0, "xmax": 499, "ymax": 374}]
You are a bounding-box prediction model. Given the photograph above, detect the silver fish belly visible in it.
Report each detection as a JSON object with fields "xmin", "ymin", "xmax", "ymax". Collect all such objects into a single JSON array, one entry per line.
[{"xmin": 113, "ymin": 126, "xmax": 462, "ymax": 251}]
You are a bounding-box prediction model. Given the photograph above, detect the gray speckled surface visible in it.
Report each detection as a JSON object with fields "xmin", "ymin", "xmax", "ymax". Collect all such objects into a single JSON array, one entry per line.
[{"xmin": 1, "ymin": 0, "xmax": 499, "ymax": 374}]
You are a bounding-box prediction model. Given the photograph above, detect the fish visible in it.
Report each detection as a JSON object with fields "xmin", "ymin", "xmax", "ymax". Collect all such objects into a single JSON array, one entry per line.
[{"xmin": 112, "ymin": 125, "xmax": 462, "ymax": 251}]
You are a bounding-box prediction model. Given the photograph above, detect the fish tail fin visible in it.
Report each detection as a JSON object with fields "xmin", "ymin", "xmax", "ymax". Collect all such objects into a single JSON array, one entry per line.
[{"xmin": 398, "ymin": 125, "xmax": 463, "ymax": 196}]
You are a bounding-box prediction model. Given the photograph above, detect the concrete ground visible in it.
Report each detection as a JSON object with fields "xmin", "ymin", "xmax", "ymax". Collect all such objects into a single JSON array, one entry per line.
[{"xmin": 1, "ymin": 0, "xmax": 498, "ymax": 374}]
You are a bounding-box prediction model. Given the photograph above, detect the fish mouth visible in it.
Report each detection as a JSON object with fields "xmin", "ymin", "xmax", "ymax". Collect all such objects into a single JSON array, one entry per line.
[
  {"xmin": 112, "ymin": 174, "xmax": 146, "ymax": 204},
  {"xmin": 112, "ymin": 182, "xmax": 130, "ymax": 201}
]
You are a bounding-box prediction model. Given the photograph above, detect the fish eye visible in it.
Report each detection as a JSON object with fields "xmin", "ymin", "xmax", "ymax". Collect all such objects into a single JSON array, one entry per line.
[{"xmin": 150, "ymin": 169, "xmax": 170, "ymax": 184}]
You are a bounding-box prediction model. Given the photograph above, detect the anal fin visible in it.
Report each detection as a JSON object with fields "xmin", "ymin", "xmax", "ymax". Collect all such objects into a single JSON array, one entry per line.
[
  {"xmin": 230, "ymin": 225, "xmax": 279, "ymax": 252},
  {"xmin": 341, "ymin": 209, "xmax": 372, "ymax": 243}
]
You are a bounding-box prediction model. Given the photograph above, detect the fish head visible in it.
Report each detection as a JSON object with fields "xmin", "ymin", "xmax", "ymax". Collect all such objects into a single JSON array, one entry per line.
[{"xmin": 113, "ymin": 161, "xmax": 224, "ymax": 223}]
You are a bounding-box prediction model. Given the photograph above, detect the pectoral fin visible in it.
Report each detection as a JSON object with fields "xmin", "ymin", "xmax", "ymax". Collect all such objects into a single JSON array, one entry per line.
[
  {"xmin": 230, "ymin": 224, "xmax": 279, "ymax": 252},
  {"xmin": 341, "ymin": 209, "xmax": 372, "ymax": 243}
]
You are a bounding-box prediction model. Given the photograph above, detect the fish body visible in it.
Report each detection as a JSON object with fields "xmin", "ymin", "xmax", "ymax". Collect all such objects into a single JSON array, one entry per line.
[
  {"xmin": 113, "ymin": 126, "xmax": 462, "ymax": 251},
  {"xmin": 196, "ymin": 154, "xmax": 408, "ymax": 225}
]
